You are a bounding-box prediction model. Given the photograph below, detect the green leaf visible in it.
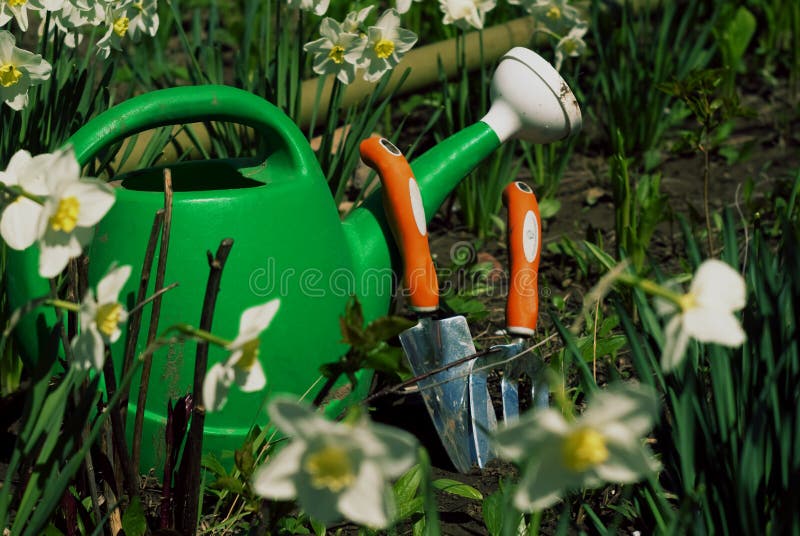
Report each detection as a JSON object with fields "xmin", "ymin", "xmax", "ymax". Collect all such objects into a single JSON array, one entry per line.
[
  {"xmin": 211, "ymin": 475, "xmax": 245, "ymax": 495},
  {"xmin": 721, "ymin": 7, "xmax": 756, "ymax": 71},
  {"xmin": 394, "ymin": 464, "xmax": 423, "ymax": 504},
  {"xmin": 578, "ymin": 335, "xmax": 628, "ymax": 362},
  {"xmin": 364, "ymin": 316, "xmax": 415, "ymax": 344},
  {"xmin": 582, "ymin": 241, "xmax": 617, "ymax": 271},
  {"xmin": 363, "ymin": 344, "xmax": 406, "ymax": 375},
  {"xmin": 235, "ymin": 445, "xmax": 256, "ymax": 478},
  {"xmin": 538, "ymin": 197, "xmax": 561, "ymax": 219},
  {"xmin": 121, "ymin": 497, "xmax": 147, "ymax": 536},
  {"xmin": 444, "ymin": 295, "xmax": 489, "ymax": 321},
  {"xmin": 432, "ymin": 479, "xmax": 483, "ymax": 500},
  {"xmin": 201, "ymin": 452, "xmax": 228, "ymax": 477},
  {"xmin": 482, "ymin": 490, "xmax": 504, "ymax": 536}
]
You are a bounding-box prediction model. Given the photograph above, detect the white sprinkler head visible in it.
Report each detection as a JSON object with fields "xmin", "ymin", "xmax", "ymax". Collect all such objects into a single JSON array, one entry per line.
[{"xmin": 481, "ymin": 47, "xmax": 582, "ymax": 144}]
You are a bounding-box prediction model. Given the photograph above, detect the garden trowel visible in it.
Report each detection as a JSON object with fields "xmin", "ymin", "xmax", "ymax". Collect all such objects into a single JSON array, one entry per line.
[
  {"xmin": 359, "ymin": 137, "xmax": 477, "ymax": 474},
  {"xmin": 469, "ymin": 181, "xmax": 550, "ymax": 468}
]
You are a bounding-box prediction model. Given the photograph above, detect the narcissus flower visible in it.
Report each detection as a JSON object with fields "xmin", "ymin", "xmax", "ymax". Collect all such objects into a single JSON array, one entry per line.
[
  {"xmin": 438, "ymin": 0, "xmax": 497, "ymax": 30},
  {"xmin": 0, "ymin": 30, "xmax": 51, "ymax": 110},
  {"xmin": 358, "ymin": 9, "xmax": 416, "ymax": 83},
  {"xmin": 515, "ymin": 0, "xmax": 583, "ymax": 35},
  {"xmin": 35, "ymin": 147, "xmax": 115, "ymax": 278},
  {"xmin": 71, "ymin": 265, "xmax": 132, "ymax": 371},
  {"xmin": 286, "ymin": 0, "xmax": 329, "ymax": 16},
  {"xmin": 494, "ymin": 382, "xmax": 660, "ymax": 512},
  {"xmin": 202, "ymin": 299, "xmax": 280, "ymax": 412},
  {"xmin": 659, "ymin": 259, "xmax": 746, "ymax": 371},
  {"xmin": 0, "ymin": 0, "xmax": 64, "ymax": 32},
  {"xmin": 252, "ymin": 397, "xmax": 418, "ymax": 528},
  {"xmin": 554, "ymin": 23, "xmax": 587, "ymax": 70},
  {"xmin": 303, "ymin": 16, "xmax": 365, "ymax": 84}
]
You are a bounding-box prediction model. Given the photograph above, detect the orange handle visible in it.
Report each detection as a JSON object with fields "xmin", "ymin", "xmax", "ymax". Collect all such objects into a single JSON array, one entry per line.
[
  {"xmin": 359, "ymin": 137, "xmax": 438, "ymax": 312},
  {"xmin": 503, "ymin": 181, "xmax": 542, "ymax": 336}
]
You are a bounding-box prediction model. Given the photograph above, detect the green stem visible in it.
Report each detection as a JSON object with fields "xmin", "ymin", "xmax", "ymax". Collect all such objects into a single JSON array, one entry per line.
[
  {"xmin": 0, "ymin": 183, "xmax": 46, "ymax": 205},
  {"xmin": 167, "ymin": 323, "xmax": 231, "ymax": 348},
  {"xmin": 46, "ymin": 299, "xmax": 81, "ymax": 313},
  {"xmin": 615, "ymin": 273, "xmax": 685, "ymax": 306}
]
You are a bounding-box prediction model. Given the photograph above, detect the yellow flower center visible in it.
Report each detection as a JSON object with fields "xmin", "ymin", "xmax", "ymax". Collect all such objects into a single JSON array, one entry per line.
[
  {"xmin": 49, "ymin": 196, "xmax": 80, "ymax": 233},
  {"xmin": 304, "ymin": 445, "xmax": 355, "ymax": 492},
  {"xmin": 373, "ymin": 39, "xmax": 395, "ymax": 59},
  {"xmin": 562, "ymin": 427, "xmax": 609, "ymax": 472},
  {"xmin": 234, "ymin": 338, "xmax": 261, "ymax": 371},
  {"xmin": 678, "ymin": 292, "xmax": 697, "ymax": 312},
  {"xmin": 328, "ymin": 45, "xmax": 345, "ymax": 64},
  {"xmin": 133, "ymin": 1, "xmax": 144, "ymax": 10},
  {"xmin": 113, "ymin": 17, "xmax": 129, "ymax": 37},
  {"xmin": 547, "ymin": 6, "xmax": 562, "ymax": 19},
  {"xmin": 96, "ymin": 303, "xmax": 123, "ymax": 337},
  {"xmin": 563, "ymin": 39, "xmax": 578, "ymax": 55},
  {"xmin": 9, "ymin": 0, "xmax": 26, "ymax": 6},
  {"xmin": 0, "ymin": 63, "xmax": 22, "ymax": 87}
]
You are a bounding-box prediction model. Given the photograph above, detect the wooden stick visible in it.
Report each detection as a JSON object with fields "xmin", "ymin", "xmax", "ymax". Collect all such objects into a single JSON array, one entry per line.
[
  {"xmin": 133, "ymin": 170, "xmax": 173, "ymax": 470},
  {"xmin": 177, "ymin": 238, "xmax": 234, "ymax": 535}
]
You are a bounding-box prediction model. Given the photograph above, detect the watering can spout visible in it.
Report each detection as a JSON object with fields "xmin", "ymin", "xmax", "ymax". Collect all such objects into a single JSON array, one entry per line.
[{"xmin": 343, "ymin": 47, "xmax": 581, "ymax": 320}]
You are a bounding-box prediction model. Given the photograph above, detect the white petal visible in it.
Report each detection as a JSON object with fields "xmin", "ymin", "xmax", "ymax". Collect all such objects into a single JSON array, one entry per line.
[
  {"xmin": 66, "ymin": 180, "xmax": 115, "ymax": 227},
  {"xmin": 0, "ymin": 198, "xmax": 41, "ymax": 250},
  {"xmin": 267, "ymin": 396, "xmax": 338, "ymax": 440},
  {"xmin": 38, "ymin": 228, "xmax": 86, "ymax": 278},
  {"xmin": 71, "ymin": 327, "xmax": 105, "ymax": 371},
  {"xmin": 595, "ymin": 435, "xmax": 659, "ymax": 484},
  {"xmin": 581, "ymin": 382, "xmax": 658, "ymax": 437},
  {"xmin": 494, "ymin": 408, "xmax": 569, "ymax": 461},
  {"xmin": 691, "ymin": 259, "xmax": 746, "ymax": 312},
  {"xmin": 251, "ymin": 441, "xmax": 305, "ymax": 499},
  {"xmin": 339, "ymin": 460, "xmax": 392, "ymax": 528},
  {"xmin": 683, "ymin": 307, "xmax": 746, "ymax": 347},
  {"xmin": 368, "ymin": 423, "xmax": 418, "ymax": 478},
  {"xmin": 512, "ymin": 443, "xmax": 575, "ymax": 512},
  {"xmin": 42, "ymin": 147, "xmax": 81, "ymax": 191},
  {"xmin": 660, "ymin": 315, "xmax": 690, "ymax": 372},
  {"xmin": 202, "ymin": 363, "xmax": 234, "ymax": 412},
  {"xmin": 96, "ymin": 264, "xmax": 132, "ymax": 304},
  {"xmin": 228, "ymin": 299, "xmax": 280, "ymax": 349},
  {"xmin": 234, "ymin": 360, "xmax": 266, "ymax": 392},
  {"xmin": 2, "ymin": 149, "xmax": 33, "ymax": 181}
]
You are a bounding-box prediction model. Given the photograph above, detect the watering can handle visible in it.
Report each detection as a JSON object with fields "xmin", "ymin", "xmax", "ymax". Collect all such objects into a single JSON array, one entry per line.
[
  {"xmin": 359, "ymin": 137, "xmax": 439, "ymax": 313},
  {"xmin": 503, "ymin": 181, "xmax": 541, "ymax": 336},
  {"xmin": 66, "ymin": 85, "xmax": 319, "ymax": 179}
]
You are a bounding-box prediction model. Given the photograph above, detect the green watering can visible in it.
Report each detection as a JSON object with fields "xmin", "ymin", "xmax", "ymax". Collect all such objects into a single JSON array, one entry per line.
[{"xmin": 5, "ymin": 47, "xmax": 581, "ymax": 472}]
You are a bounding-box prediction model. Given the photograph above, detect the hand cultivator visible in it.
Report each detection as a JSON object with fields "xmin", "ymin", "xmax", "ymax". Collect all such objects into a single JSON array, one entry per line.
[{"xmin": 5, "ymin": 47, "xmax": 580, "ymax": 471}]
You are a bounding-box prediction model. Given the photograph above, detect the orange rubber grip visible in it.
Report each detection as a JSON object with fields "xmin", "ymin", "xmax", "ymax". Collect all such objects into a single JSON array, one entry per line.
[
  {"xmin": 359, "ymin": 137, "xmax": 438, "ymax": 312},
  {"xmin": 503, "ymin": 181, "xmax": 542, "ymax": 336}
]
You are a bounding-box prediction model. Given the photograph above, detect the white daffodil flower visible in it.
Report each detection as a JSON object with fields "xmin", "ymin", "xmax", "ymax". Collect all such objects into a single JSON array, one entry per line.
[
  {"xmin": 202, "ymin": 299, "xmax": 280, "ymax": 412},
  {"xmin": 526, "ymin": 0, "xmax": 583, "ymax": 35},
  {"xmin": 252, "ymin": 397, "xmax": 418, "ymax": 528},
  {"xmin": 659, "ymin": 259, "xmax": 746, "ymax": 372},
  {"xmin": 0, "ymin": 30, "xmax": 51, "ymax": 111},
  {"xmin": 286, "ymin": 0, "xmax": 329, "ymax": 16},
  {"xmin": 494, "ymin": 382, "xmax": 660, "ymax": 512},
  {"xmin": 340, "ymin": 5, "xmax": 373, "ymax": 33},
  {"xmin": 71, "ymin": 264, "xmax": 131, "ymax": 371},
  {"xmin": 96, "ymin": 0, "xmax": 158, "ymax": 58},
  {"xmin": 304, "ymin": 17, "xmax": 365, "ymax": 85},
  {"xmin": 35, "ymin": 147, "xmax": 115, "ymax": 278},
  {"xmin": 0, "ymin": 0, "xmax": 60, "ymax": 31},
  {"xmin": 358, "ymin": 9, "xmax": 417, "ymax": 83},
  {"xmin": 0, "ymin": 149, "xmax": 49, "ymax": 250},
  {"xmin": 438, "ymin": 0, "xmax": 496, "ymax": 30},
  {"xmin": 554, "ymin": 22, "xmax": 587, "ymax": 70}
]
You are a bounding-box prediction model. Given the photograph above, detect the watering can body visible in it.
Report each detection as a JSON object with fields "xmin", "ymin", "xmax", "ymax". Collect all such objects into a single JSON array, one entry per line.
[
  {"xmin": 6, "ymin": 86, "xmax": 383, "ymax": 472},
  {"xmin": 6, "ymin": 47, "xmax": 582, "ymax": 473}
]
